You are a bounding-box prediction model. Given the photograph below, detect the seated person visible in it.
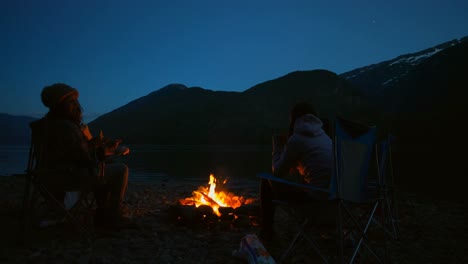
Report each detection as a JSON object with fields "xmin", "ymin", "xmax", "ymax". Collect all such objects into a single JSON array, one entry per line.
[
  {"xmin": 40, "ymin": 83, "xmax": 132, "ymax": 229},
  {"xmin": 260, "ymin": 102, "xmax": 333, "ymax": 236}
]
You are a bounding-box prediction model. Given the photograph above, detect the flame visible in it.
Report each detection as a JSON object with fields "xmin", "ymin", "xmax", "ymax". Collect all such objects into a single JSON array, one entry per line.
[{"xmin": 179, "ymin": 173, "xmax": 254, "ymax": 216}]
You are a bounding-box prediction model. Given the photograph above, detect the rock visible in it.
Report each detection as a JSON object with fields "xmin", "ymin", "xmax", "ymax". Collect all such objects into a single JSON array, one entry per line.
[
  {"xmin": 235, "ymin": 204, "xmax": 260, "ymax": 216},
  {"xmin": 219, "ymin": 206, "xmax": 235, "ymax": 216},
  {"xmin": 197, "ymin": 204, "xmax": 214, "ymax": 216}
]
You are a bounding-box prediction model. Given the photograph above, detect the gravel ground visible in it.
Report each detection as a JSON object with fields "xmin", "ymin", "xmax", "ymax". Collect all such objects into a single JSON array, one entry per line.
[{"xmin": 1, "ymin": 175, "xmax": 467, "ymax": 263}]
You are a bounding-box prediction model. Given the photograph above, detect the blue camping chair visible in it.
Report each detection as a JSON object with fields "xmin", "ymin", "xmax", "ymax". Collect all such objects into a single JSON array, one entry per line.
[
  {"xmin": 374, "ymin": 135, "xmax": 399, "ymax": 241},
  {"xmin": 257, "ymin": 117, "xmax": 389, "ymax": 263}
]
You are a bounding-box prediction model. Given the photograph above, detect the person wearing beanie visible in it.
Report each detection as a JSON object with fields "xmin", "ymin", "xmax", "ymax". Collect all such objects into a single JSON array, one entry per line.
[
  {"xmin": 38, "ymin": 83, "xmax": 134, "ymax": 230},
  {"xmin": 41, "ymin": 83, "xmax": 79, "ymax": 110},
  {"xmin": 259, "ymin": 101, "xmax": 333, "ymax": 239}
]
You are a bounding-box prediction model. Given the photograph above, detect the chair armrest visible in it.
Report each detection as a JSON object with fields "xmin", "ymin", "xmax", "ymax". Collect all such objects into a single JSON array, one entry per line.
[{"xmin": 256, "ymin": 172, "xmax": 329, "ymax": 193}]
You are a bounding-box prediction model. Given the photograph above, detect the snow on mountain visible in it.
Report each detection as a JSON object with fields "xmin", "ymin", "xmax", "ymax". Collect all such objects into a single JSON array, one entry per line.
[
  {"xmin": 340, "ymin": 37, "xmax": 467, "ymax": 96},
  {"xmin": 388, "ymin": 48, "xmax": 443, "ymax": 66}
]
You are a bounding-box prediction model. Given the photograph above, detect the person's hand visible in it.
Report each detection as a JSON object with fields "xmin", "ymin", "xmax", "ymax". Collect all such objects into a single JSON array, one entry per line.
[
  {"xmin": 81, "ymin": 124, "xmax": 93, "ymax": 140},
  {"xmin": 114, "ymin": 145, "xmax": 130, "ymax": 156},
  {"xmin": 103, "ymin": 139, "xmax": 123, "ymax": 156}
]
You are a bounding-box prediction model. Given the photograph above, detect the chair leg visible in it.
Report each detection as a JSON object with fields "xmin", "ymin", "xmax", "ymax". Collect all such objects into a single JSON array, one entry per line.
[
  {"xmin": 23, "ymin": 183, "xmax": 95, "ymax": 241},
  {"xmin": 387, "ymin": 189, "xmax": 400, "ymax": 241},
  {"xmin": 20, "ymin": 175, "xmax": 33, "ymax": 245},
  {"xmin": 300, "ymin": 228, "xmax": 330, "ymax": 263},
  {"xmin": 280, "ymin": 218, "xmax": 329, "ymax": 264},
  {"xmin": 349, "ymin": 202, "xmax": 379, "ymax": 263},
  {"xmin": 337, "ymin": 201, "xmax": 345, "ymax": 264},
  {"xmin": 381, "ymin": 200, "xmax": 389, "ymax": 263},
  {"xmin": 40, "ymin": 187, "xmax": 95, "ymax": 240},
  {"xmin": 280, "ymin": 219, "xmax": 307, "ymax": 262},
  {"xmin": 372, "ymin": 191, "xmax": 399, "ymax": 241},
  {"xmin": 341, "ymin": 200, "xmax": 389, "ymax": 264}
]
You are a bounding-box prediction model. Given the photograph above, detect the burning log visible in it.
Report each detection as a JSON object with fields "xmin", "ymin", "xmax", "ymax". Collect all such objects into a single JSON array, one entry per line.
[
  {"xmin": 179, "ymin": 173, "xmax": 256, "ymax": 217},
  {"xmin": 168, "ymin": 204, "xmax": 215, "ymax": 224},
  {"xmin": 197, "ymin": 191, "xmax": 221, "ymax": 209},
  {"xmin": 174, "ymin": 173, "xmax": 260, "ymax": 229},
  {"xmin": 169, "ymin": 203, "xmax": 260, "ymax": 229}
]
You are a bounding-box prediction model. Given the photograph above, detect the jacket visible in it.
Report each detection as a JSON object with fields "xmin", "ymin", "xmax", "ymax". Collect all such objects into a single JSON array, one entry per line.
[
  {"xmin": 38, "ymin": 117, "xmax": 97, "ymax": 190},
  {"xmin": 272, "ymin": 114, "xmax": 332, "ymax": 189}
]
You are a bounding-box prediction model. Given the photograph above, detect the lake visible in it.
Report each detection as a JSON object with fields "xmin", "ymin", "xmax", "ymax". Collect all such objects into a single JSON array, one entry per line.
[
  {"xmin": 0, "ymin": 145, "xmax": 30, "ymax": 176},
  {"xmin": 0, "ymin": 145, "xmax": 272, "ymax": 186}
]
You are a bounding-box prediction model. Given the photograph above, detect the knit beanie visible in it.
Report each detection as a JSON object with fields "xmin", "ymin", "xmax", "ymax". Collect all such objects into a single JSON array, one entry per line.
[{"xmin": 41, "ymin": 83, "xmax": 79, "ymax": 109}]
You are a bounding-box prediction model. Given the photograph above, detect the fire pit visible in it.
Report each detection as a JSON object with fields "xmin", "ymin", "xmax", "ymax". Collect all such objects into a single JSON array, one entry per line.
[{"xmin": 170, "ymin": 174, "xmax": 259, "ymax": 228}]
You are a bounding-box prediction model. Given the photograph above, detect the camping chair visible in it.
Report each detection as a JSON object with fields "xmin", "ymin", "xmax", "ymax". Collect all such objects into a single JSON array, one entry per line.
[
  {"xmin": 21, "ymin": 118, "xmax": 97, "ymax": 243},
  {"xmin": 257, "ymin": 172, "xmax": 335, "ymax": 263},
  {"xmin": 257, "ymin": 117, "xmax": 389, "ymax": 263},
  {"xmin": 331, "ymin": 117, "xmax": 389, "ymax": 263},
  {"xmin": 373, "ymin": 135, "xmax": 399, "ymax": 241}
]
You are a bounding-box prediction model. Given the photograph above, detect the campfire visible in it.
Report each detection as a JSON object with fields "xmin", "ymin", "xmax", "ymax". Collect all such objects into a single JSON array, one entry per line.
[{"xmin": 179, "ymin": 174, "xmax": 255, "ymax": 217}]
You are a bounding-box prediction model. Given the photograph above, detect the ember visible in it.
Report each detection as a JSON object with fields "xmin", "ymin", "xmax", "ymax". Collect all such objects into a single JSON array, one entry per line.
[{"xmin": 179, "ymin": 174, "xmax": 255, "ymax": 216}]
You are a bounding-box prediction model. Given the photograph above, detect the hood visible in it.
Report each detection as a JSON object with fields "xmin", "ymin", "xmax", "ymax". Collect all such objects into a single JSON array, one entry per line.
[{"xmin": 294, "ymin": 114, "xmax": 324, "ymax": 137}]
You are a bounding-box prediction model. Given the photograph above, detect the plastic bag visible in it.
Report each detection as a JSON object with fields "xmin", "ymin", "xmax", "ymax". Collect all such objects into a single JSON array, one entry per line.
[{"xmin": 232, "ymin": 234, "xmax": 276, "ymax": 264}]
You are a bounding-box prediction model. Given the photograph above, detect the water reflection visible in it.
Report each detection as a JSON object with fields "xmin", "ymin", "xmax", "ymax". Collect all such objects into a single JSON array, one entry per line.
[
  {"xmin": 122, "ymin": 145, "xmax": 271, "ymax": 182},
  {"xmin": 0, "ymin": 145, "xmax": 29, "ymax": 176},
  {"xmin": 0, "ymin": 145, "xmax": 272, "ymax": 184}
]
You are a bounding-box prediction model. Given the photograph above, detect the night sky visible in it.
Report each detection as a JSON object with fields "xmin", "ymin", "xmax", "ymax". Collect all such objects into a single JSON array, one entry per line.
[{"xmin": 2, "ymin": 0, "xmax": 467, "ymax": 122}]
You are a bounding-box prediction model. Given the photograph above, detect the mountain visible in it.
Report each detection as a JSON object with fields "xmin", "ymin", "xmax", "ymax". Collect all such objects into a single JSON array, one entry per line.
[
  {"xmin": 89, "ymin": 84, "xmax": 246, "ymax": 144},
  {"xmin": 89, "ymin": 70, "xmax": 371, "ymax": 144},
  {"xmin": 88, "ymin": 37, "xmax": 468, "ymax": 199},
  {"xmin": 4, "ymin": 36, "xmax": 464, "ymax": 198},
  {"xmin": 340, "ymin": 36, "xmax": 468, "ymax": 100},
  {"xmin": 340, "ymin": 37, "xmax": 468, "ymax": 199},
  {"xmin": 0, "ymin": 113, "xmax": 38, "ymax": 145},
  {"xmin": 340, "ymin": 36, "xmax": 468, "ymax": 130},
  {"xmin": 242, "ymin": 69, "xmax": 373, "ymax": 122},
  {"xmin": 90, "ymin": 37, "xmax": 468, "ymax": 146}
]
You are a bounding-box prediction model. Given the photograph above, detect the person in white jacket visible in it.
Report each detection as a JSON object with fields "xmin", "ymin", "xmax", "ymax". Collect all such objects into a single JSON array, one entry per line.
[{"xmin": 260, "ymin": 102, "xmax": 333, "ymax": 237}]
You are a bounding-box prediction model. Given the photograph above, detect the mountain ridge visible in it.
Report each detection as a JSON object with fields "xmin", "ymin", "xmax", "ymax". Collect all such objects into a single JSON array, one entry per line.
[
  {"xmin": 3, "ymin": 35, "xmax": 467, "ymax": 147},
  {"xmin": 88, "ymin": 69, "xmax": 370, "ymax": 144},
  {"xmin": 3, "ymin": 36, "xmax": 468, "ymax": 199},
  {"xmin": 340, "ymin": 36, "xmax": 468, "ymax": 98}
]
